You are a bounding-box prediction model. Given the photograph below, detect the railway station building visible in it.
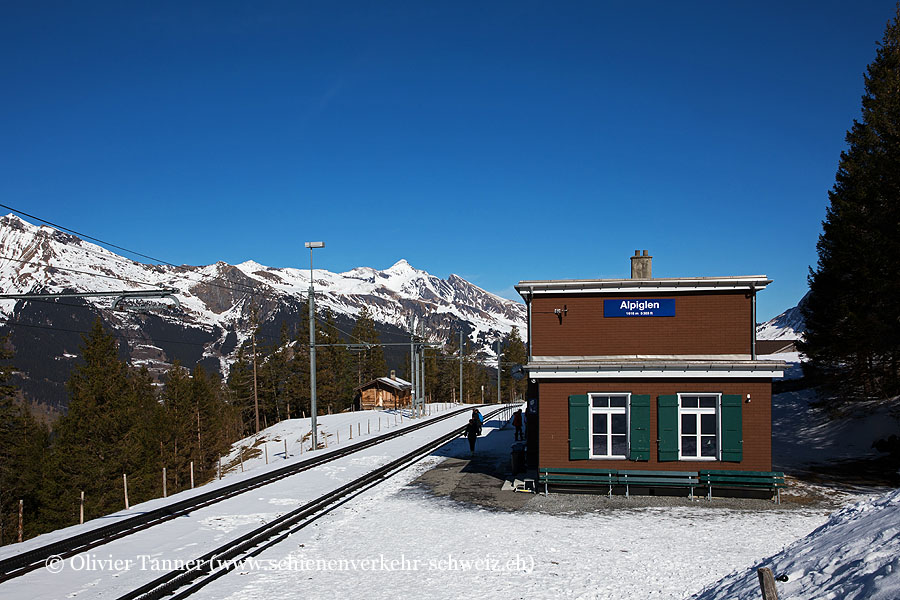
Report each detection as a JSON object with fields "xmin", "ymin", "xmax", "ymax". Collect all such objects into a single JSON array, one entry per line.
[{"xmin": 515, "ymin": 251, "xmax": 785, "ymax": 476}]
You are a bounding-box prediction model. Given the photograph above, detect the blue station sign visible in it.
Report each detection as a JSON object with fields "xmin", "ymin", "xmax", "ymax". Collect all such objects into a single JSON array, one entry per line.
[{"xmin": 604, "ymin": 299, "xmax": 675, "ymax": 318}]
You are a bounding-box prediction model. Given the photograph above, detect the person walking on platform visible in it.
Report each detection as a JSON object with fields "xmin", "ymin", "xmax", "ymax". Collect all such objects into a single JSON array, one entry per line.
[
  {"xmin": 472, "ymin": 408, "xmax": 483, "ymax": 435},
  {"xmin": 465, "ymin": 417, "xmax": 480, "ymax": 455},
  {"xmin": 512, "ymin": 409, "xmax": 523, "ymax": 441}
]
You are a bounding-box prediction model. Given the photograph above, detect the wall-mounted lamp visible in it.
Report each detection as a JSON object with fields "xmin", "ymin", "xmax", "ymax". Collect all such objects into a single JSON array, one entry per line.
[
  {"xmin": 554, "ymin": 305, "xmax": 568, "ymax": 324},
  {"xmin": 746, "ymin": 393, "xmax": 751, "ymax": 403}
]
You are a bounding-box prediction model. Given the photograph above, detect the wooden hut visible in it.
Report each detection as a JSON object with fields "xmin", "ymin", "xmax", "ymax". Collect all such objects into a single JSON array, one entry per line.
[{"xmin": 354, "ymin": 370, "xmax": 412, "ymax": 410}]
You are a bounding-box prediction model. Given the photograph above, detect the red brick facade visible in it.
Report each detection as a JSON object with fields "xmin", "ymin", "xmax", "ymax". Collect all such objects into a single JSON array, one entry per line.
[
  {"xmin": 537, "ymin": 379, "xmax": 772, "ymax": 471},
  {"xmin": 531, "ymin": 291, "xmax": 752, "ymax": 357}
]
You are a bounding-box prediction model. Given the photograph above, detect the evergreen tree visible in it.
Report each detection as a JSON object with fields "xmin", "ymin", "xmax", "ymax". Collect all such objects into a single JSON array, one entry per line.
[
  {"xmin": 191, "ymin": 365, "xmax": 233, "ymax": 483},
  {"xmin": 0, "ymin": 336, "xmax": 48, "ymax": 544},
  {"xmin": 351, "ymin": 306, "xmax": 387, "ymax": 384},
  {"xmin": 226, "ymin": 345, "xmax": 255, "ymax": 435},
  {"xmin": 801, "ymin": 7, "xmax": 900, "ymax": 398},
  {"xmin": 500, "ymin": 327, "xmax": 528, "ymax": 402},
  {"xmin": 317, "ymin": 309, "xmax": 354, "ymax": 412},
  {"xmin": 42, "ymin": 319, "xmax": 161, "ymax": 528},
  {"xmin": 162, "ymin": 361, "xmax": 194, "ymax": 492}
]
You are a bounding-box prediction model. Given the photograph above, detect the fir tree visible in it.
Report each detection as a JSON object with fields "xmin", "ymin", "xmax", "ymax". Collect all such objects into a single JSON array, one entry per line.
[
  {"xmin": 351, "ymin": 306, "xmax": 387, "ymax": 384},
  {"xmin": 317, "ymin": 309, "xmax": 354, "ymax": 412},
  {"xmin": 42, "ymin": 319, "xmax": 162, "ymax": 527},
  {"xmin": 162, "ymin": 361, "xmax": 194, "ymax": 491},
  {"xmin": 500, "ymin": 327, "xmax": 528, "ymax": 402},
  {"xmin": 0, "ymin": 336, "xmax": 48, "ymax": 544},
  {"xmin": 801, "ymin": 7, "xmax": 900, "ymax": 398}
]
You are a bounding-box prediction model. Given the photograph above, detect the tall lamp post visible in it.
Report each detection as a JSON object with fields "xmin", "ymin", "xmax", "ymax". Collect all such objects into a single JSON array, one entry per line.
[{"xmin": 305, "ymin": 241, "xmax": 324, "ymax": 450}]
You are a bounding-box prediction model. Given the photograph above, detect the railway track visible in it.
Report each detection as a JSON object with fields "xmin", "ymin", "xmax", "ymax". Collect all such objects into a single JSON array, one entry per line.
[
  {"xmin": 115, "ymin": 405, "xmax": 510, "ymax": 600},
  {"xmin": 0, "ymin": 404, "xmax": 487, "ymax": 583}
]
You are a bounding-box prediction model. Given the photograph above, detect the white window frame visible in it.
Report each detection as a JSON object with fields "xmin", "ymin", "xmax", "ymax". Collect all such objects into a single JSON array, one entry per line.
[
  {"xmin": 588, "ymin": 392, "xmax": 630, "ymax": 459},
  {"xmin": 677, "ymin": 393, "xmax": 721, "ymax": 461}
]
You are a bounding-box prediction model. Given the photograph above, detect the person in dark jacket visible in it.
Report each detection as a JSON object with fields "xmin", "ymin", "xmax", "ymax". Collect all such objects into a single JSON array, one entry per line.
[
  {"xmin": 472, "ymin": 409, "xmax": 483, "ymax": 435},
  {"xmin": 512, "ymin": 409, "xmax": 523, "ymax": 441},
  {"xmin": 465, "ymin": 417, "xmax": 480, "ymax": 455}
]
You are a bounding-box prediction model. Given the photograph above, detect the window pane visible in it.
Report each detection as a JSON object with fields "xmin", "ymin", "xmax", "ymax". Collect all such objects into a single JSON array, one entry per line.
[
  {"xmin": 611, "ymin": 413, "xmax": 626, "ymax": 434},
  {"xmin": 593, "ymin": 435, "xmax": 608, "ymax": 456},
  {"xmin": 699, "ymin": 396, "xmax": 717, "ymax": 408},
  {"xmin": 593, "ymin": 414, "xmax": 607, "ymax": 434},
  {"xmin": 682, "ymin": 396, "xmax": 699, "ymax": 408},
  {"xmin": 681, "ymin": 436, "xmax": 697, "ymax": 457},
  {"xmin": 701, "ymin": 413, "xmax": 716, "ymax": 434},
  {"xmin": 609, "ymin": 395, "xmax": 627, "ymax": 408},
  {"xmin": 701, "ymin": 436, "xmax": 717, "ymax": 457},
  {"xmin": 611, "ymin": 435, "xmax": 627, "ymax": 456},
  {"xmin": 592, "ymin": 396, "xmax": 609, "ymax": 408},
  {"xmin": 681, "ymin": 414, "xmax": 696, "ymax": 435}
]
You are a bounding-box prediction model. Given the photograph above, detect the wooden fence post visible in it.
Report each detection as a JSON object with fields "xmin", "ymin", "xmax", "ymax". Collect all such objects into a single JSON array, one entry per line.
[
  {"xmin": 123, "ymin": 474, "xmax": 130, "ymax": 510},
  {"xmin": 240, "ymin": 447, "xmax": 244, "ymax": 472},
  {"xmin": 80, "ymin": 491, "xmax": 84, "ymax": 525},
  {"xmin": 284, "ymin": 439, "xmax": 288, "ymax": 459},
  {"xmin": 163, "ymin": 467, "xmax": 167, "ymax": 498},
  {"xmin": 265, "ymin": 444, "xmax": 268, "ymax": 465},
  {"xmin": 757, "ymin": 568, "xmax": 779, "ymax": 600},
  {"xmin": 18, "ymin": 499, "xmax": 23, "ymax": 543},
  {"xmin": 190, "ymin": 461, "xmax": 195, "ymax": 488}
]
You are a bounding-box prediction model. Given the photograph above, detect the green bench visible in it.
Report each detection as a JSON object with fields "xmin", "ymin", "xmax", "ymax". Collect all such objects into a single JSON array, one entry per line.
[
  {"xmin": 540, "ymin": 467, "xmax": 786, "ymax": 502},
  {"xmin": 617, "ymin": 470, "xmax": 700, "ymax": 499},
  {"xmin": 539, "ymin": 467, "xmax": 617, "ymax": 496},
  {"xmin": 700, "ymin": 470, "xmax": 786, "ymax": 503}
]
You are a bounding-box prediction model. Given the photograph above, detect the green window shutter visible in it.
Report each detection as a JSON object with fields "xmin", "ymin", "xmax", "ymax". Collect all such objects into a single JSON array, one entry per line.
[
  {"xmin": 629, "ymin": 394, "xmax": 650, "ymax": 461},
  {"xmin": 568, "ymin": 394, "xmax": 590, "ymax": 460},
  {"xmin": 657, "ymin": 395, "xmax": 679, "ymax": 462},
  {"xmin": 720, "ymin": 394, "xmax": 743, "ymax": 462}
]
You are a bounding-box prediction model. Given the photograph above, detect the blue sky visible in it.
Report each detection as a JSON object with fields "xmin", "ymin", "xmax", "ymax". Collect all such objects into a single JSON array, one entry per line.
[{"xmin": 2, "ymin": 1, "xmax": 896, "ymax": 321}]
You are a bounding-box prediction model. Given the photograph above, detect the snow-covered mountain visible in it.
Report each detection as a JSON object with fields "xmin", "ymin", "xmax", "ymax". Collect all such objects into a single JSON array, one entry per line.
[
  {"xmin": 757, "ymin": 292, "xmax": 808, "ymax": 341},
  {"xmin": 0, "ymin": 214, "xmax": 525, "ymax": 412}
]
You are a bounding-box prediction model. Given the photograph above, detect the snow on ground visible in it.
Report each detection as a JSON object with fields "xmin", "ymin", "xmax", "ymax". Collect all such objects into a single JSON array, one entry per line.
[
  {"xmin": 0, "ymin": 406, "xmax": 483, "ymax": 600},
  {"xmin": 189, "ymin": 417, "xmax": 831, "ymax": 600},
  {"xmin": 0, "ymin": 404, "xmax": 461, "ymax": 561},
  {"xmin": 692, "ymin": 489, "xmax": 900, "ymax": 600},
  {"xmin": 218, "ymin": 404, "xmax": 457, "ymax": 476},
  {"xmin": 774, "ymin": 387, "xmax": 899, "ymax": 472}
]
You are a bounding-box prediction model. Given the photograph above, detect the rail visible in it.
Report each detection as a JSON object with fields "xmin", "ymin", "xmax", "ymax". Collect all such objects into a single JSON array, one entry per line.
[
  {"xmin": 0, "ymin": 404, "xmax": 483, "ymax": 582},
  {"xmin": 115, "ymin": 405, "xmax": 512, "ymax": 600}
]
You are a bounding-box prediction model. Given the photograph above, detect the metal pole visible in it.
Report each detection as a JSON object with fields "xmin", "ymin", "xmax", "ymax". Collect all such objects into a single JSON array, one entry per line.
[
  {"xmin": 420, "ymin": 322, "xmax": 426, "ymax": 416},
  {"xmin": 459, "ymin": 329, "xmax": 463, "ymax": 407},
  {"xmin": 410, "ymin": 317, "xmax": 416, "ymax": 413},
  {"xmin": 309, "ymin": 248, "xmax": 318, "ymax": 450},
  {"xmin": 252, "ymin": 330, "xmax": 259, "ymax": 434},
  {"xmin": 497, "ymin": 340, "xmax": 501, "ymax": 405}
]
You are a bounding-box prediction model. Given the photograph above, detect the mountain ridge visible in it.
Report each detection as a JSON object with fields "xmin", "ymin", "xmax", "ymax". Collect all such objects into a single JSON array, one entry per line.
[{"xmin": 0, "ymin": 214, "xmax": 526, "ymax": 414}]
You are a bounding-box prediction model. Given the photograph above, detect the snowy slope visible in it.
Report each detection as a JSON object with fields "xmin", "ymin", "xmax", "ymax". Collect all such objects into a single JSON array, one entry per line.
[
  {"xmin": 692, "ymin": 488, "xmax": 900, "ymax": 600},
  {"xmin": 757, "ymin": 292, "xmax": 808, "ymax": 341}
]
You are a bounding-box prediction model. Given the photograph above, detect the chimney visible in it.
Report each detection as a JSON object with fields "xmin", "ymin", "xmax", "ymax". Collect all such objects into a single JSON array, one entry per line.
[
  {"xmin": 390, "ymin": 370, "xmax": 396, "ymax": 381},
  {"xmin": 630, "ymin": 250, "xmax": 652, "ymax": 279}
]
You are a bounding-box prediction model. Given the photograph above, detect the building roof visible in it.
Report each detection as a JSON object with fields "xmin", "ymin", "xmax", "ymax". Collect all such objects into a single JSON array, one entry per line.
[
  {"xmin": 515, "ymin": 275, "xmax": 772, "ymax": 297},
  {"xmin": 354, "ymin": 376, "xmax": 412, "ymax": 392}
]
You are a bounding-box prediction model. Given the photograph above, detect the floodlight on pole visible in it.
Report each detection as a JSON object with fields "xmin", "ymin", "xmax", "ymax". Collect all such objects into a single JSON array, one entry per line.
[{"xmin": 306, "ymin": 241, "xmax": 325, "ymax": 450}]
